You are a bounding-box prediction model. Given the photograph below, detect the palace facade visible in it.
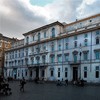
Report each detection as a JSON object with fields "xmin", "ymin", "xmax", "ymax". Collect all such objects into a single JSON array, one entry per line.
[
  {"xmin": 0, "ymin": 33, "xmax": 16, "ymax": 76},
  {"xmin": 4, "ymin": 14, "xmax": 100, "ymax": 83}
]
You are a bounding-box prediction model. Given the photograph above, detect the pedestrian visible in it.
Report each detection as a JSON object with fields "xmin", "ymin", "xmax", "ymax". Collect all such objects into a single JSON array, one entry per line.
[
  {"xmin": 20, "ymin": 77, "xmax": 26, "ymax": 92},
  {"xmin": 65, "ymin": 79, "xmax": 68, "ymax": 86}
]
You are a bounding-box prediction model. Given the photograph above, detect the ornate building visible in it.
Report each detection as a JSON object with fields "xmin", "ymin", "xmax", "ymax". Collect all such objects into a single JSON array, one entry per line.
[
  {"xmin": 4, "ymin": 14, "xmax": 100, "ymax": 83},
  {"xmin": 0, "ymin": 33, "xmax": 16, "ymax": 76}
]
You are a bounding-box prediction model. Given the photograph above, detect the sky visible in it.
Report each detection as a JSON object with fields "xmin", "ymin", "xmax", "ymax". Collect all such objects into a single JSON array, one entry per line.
[{"xmin": 0, "ymin": 0, "xmax": 100, "ymax": 39}]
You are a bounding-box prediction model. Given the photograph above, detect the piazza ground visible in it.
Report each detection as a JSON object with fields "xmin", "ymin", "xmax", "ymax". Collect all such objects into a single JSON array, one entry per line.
[{"xmin": 0, "ymin": 81, "xmax": 100, "ymax": 100}]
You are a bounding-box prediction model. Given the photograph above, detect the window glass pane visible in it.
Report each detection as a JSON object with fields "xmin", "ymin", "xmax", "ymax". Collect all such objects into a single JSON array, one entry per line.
[
  {"xmin": 84, "ymin": 67, "xmax": 87, "ymax": 71},
  {"xmin": 58, "ymin": 72, "xmax": 60, "ymax": 77},
  {"xmin": 65, "ymin": 72, "xmax": 67, "ymax": 77},
  {"xmin": 96, "ymin": 30, "xmax": 99, "ymax": 35},
  {"xmin": 96, "ymin": 66, "xmax": 99, "ymax": 70},
  {"xmin": 84, "ymin": 72, "xmax": 87, "ymax": 78},
  {"xmin": 96, "ymin": 71, "xmax": 99, "ymax": 78},
  {"xmin": 51, "ymin": 70, "xmax": 53, "ymax": 76}
]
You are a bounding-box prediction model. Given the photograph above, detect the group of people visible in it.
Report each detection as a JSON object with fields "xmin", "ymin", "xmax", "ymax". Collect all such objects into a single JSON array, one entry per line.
[
  {"xmin": 0, "ymin": 76, "xmax": 26, "ymax": 96},
  {"xmin": 0, "ymin": 76, "xmax": 12, "ymax": 95},
  {"xmin": 73, "ymin": 79, "xmax": 86, "ymax": 87},
  {"xmin": 56, "ymin": 79, "xmax": 68, "ymax": 86}
]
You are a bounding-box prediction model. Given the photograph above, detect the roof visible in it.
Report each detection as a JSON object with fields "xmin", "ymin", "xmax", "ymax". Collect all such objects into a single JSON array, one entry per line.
[
  {"xmin": 23, "ymin": 21, "xmax": 64, "ymax": 36},
  {"xmin": 65, "ymin": 13, "xmax": 100, "ymax": 27}
]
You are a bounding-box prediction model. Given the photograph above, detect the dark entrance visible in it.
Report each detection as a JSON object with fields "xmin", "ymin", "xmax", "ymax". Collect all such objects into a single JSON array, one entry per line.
[
  {"xmin": 36, "ymin": 67, "xmax": 39, "ymax": 78},
  {"xmin": 73, "ymin": 67, "xmax": 78, "ymax": 81}
]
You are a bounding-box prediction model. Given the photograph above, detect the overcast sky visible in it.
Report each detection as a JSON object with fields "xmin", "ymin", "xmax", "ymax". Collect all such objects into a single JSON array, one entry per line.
[{"xmin": 0, "ymin": 0, "xmax": 100, "ymax": 39}]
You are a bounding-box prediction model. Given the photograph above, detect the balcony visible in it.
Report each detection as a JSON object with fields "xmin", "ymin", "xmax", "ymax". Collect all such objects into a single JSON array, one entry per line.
[{"xmin": 68, "ymin": 60, "xmax": 81, "ymax": 65}]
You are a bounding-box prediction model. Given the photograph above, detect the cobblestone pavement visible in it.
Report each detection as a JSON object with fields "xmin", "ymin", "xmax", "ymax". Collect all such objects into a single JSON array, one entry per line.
[{"xmin": 0, "ymin": 81, "xmax": 100, "ymax": 100}]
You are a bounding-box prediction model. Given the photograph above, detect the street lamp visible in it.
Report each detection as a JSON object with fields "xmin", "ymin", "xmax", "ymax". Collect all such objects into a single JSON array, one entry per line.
[{"xmin": 79, "ymin": 43, "xmax": 82, "ymax": 79}]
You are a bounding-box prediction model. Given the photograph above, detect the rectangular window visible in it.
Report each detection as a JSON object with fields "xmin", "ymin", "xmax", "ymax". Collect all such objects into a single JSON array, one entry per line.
[
  {"xmin": 51, "ymin": 70, "xmax": 53, "ymax": 76},
  {"xmin": 51, "ymin": 45, "xmax": 54, "ymax": 52},
  {"xmin": 84, "ymin": 67, "xmax": 87, "ymax": 78},
  {"xmin": 66, "ymin": 43, "xmax": 68, "ymax": 50},
  {"xmin": 74, "ymin": 41, "xmax": 77, "ymax": 48},
  {"xmin": 41, "ymin": 70, "xmax": 45, "ymax": 77},
  {"xmin": 73, "ymin": 54, "xmax": 77, "ymax": 63},
  {"xmin": 58, "ymin": 44, "xmax": 61, "ymax": 51},
  {"xmin": 44, "ymin": 32, "xmax": 46, "ymax": 38},
  {"xmin": 51, "ymin": 56, "xmax": 55, "ymax": 63},
  {"xmin": 84, "ymin": 39, "xmax": 88, "ymax": 46},
  {"xmin": 96, "ymin": 38, "xmax": 99, "ymax": 44},
  {"xmin": 65, "ymin": 68, "xmax": 68, "ymax": 77},
  {"xmin": 58, "ymin": 68, "xmax": 60, "ymax": 77},
  {"xmin": 65, "ymin": 55, "xmax": 69, "ymax": 62},
  {"xmin": 33, "ymin": 36, "xmax": 34, "ymax": 41},
  {"xmin": 96, "ymin": 30, "xmax": 99, "ymax": 35},
  {"xmin": 95, "ymin": 66, "xmax": 99, "ymax": 78},
  {"xmin": 83, "ymin": 53, "xmax": 88, "ymax": 60},
  {"xmin": 25, "ymin": 70, "xmax": 27, "ymax": 76},
  {"xmin": 58, "ymin": 55, "xmax": 62, "ymax": 63},
  {"xmin": 95, "ymin": 51, "xmax": 100, "ymax": 59}
]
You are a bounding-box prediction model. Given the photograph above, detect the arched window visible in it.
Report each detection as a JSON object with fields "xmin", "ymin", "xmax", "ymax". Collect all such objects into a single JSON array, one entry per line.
[{"xmin": 52, "ymin": 28, "xmax": 55, "ymax": 37}]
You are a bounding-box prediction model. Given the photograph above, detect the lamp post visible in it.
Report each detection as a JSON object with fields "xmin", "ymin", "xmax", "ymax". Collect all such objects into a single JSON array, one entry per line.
[{"xmin": 79, "ymin": 43, "xmax": 82, "ymax": 79}]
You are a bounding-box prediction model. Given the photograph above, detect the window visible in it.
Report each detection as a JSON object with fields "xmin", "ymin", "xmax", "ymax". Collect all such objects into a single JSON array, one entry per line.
[
  {"xmin": 50, "ymin": 55, "xmax": 55, "ymax": 63},
  {"xmin": 51, "ymin": 70, "xmax": 53, "ymax": 76},
  {"xmin": 84, "ymin": 67, "xmax": 87, "ymax": 78},
  {"xmin": 41, "ymin": 70, "xmax": 45, "ymax": 77},
  {"xmin": 96, "ymin": 30, "xmax": 99, "ymax": 35},
  {"xmin": 44, "ymin": 32, "xmax": 46, "ymax": 38},
  {"xmin": 84, "ymin": 34, "xmax": 88, "ymax": 38},
  {"xmin": 73, "ymin": 54, "xmax": 77, "ymax": 63},
  {"xmin": 83, "ymin": 52, "xmax": 88, "ymax": 60},
  {"xmin": 38, "ymin": 33, "xmax": 40, "ymax": 41},
  {"xmin": 42, "ymin": 55, "xmax": 46, "ymax": 64},
  {"xmin": 66, "ymin": 43, "xmax": 68, "ymax": 50},
  {"xmin": 26, "ymin": 37, "xmax": 29, "ymax": 44},
  {"xmin": 65, "ymin": 54, "xmax": 69, "ymax": 62},
  {"xmin": 95, "ymin": 66, "xmax": 99, "ymax": 78},
  {"xmin": 74, "ymin": 36, "xmax": 77, "ymax": 40},
  {"xmin": 96, "ymin": 37, "xmax": 99, "ymax": 44},
  {"xmin": 33, "ymin": 36, "xmax": 34, "ymax": 41},
  {"xmin": 57, "ymin": 55, "xmax": 62, "ymax": 63},
  {"xmin": 58, "ymin": 68, "xmax": 60, "ymax": 77},
  {"xmin": 25, "ymin": 70, "xmax": 27, "ymax": 76},
  {"xmin": 74, "ymin": 41, "xmax": 77, "ymax": 48},
  {"xmin": 95, "ymin": 51, "xmax": 100, "ymax": 59},
  {"xmin": 31, "ymin": 58, "xmax": 34, "ymax": 65},
  {"xmin": 51, "ymin": 45, "xmax": 55, "ymax": 52},
  {"xmin": 58, "ymin": 44, "xmax": 61, "ymax": 51},
  {"xmin": 84, "ymin": 39, "xmax": 88, "ymax": 46},
  {"xmin": 52, "ymin": 28, "xmax": 55, "ymax": 38},
  {"xmin": 43, "ymin": 44, "xmax": 46, "ymax": 50},
  {"xmin": 36, "ymin": 56, "xmax": 40, "ymax": 64},
  {"xmin": 30, "ymin": 70, "xmax": 32, "ymax": 77},
  {"xmin": 65, "ymin": 68, "xmax": 68, "ymax": 77}
]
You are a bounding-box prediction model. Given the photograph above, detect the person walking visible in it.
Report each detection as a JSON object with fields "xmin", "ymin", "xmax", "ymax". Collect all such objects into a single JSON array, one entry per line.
[{"xmin": 20, "ymin": 77, "xmax": 26, "ymax": 92}]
